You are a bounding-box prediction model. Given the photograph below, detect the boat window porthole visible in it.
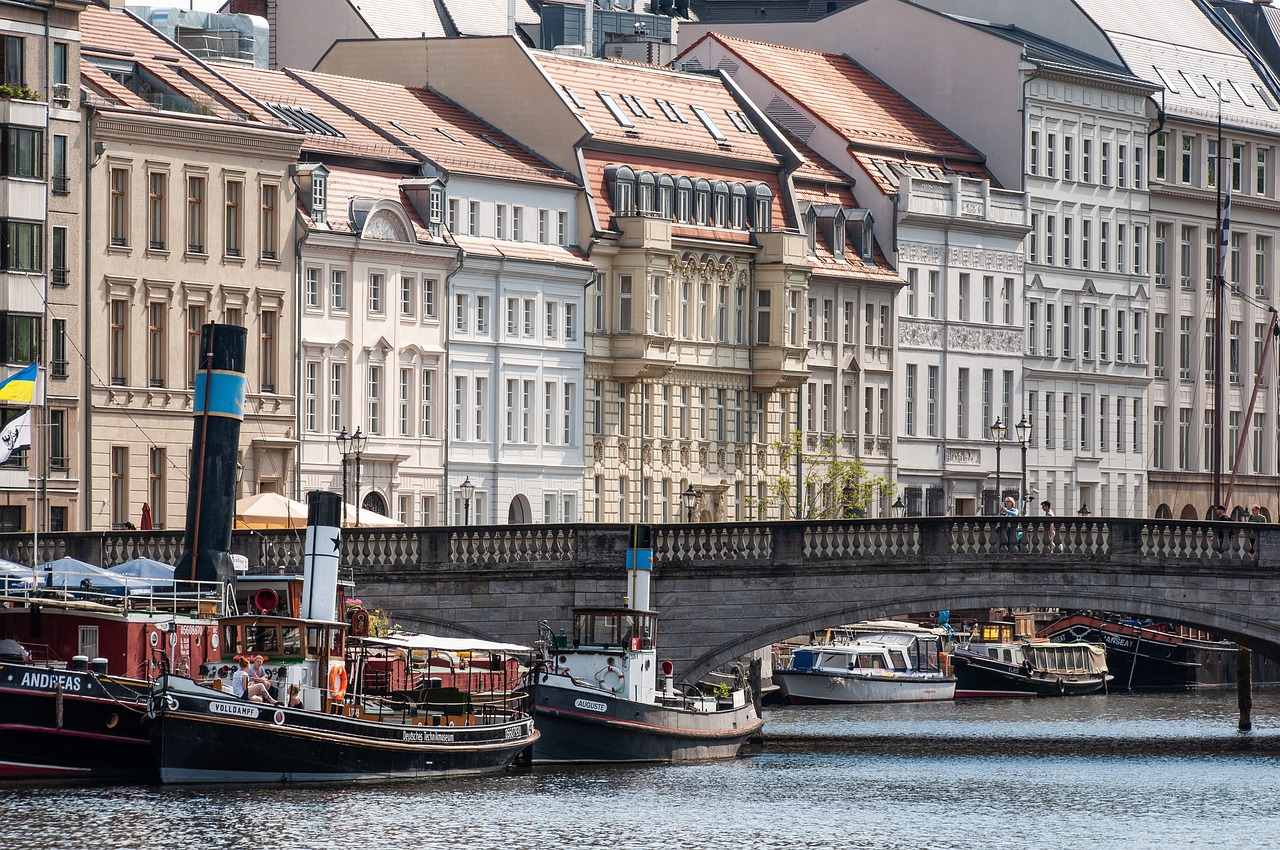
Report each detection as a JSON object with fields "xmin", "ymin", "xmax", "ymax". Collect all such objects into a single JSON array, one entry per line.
[{"xmin": 106, "ymin": 713, "xmax": 118, "ymax": 729}]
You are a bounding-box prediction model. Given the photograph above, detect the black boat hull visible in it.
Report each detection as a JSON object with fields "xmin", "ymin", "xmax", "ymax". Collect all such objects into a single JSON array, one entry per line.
[
  {"xmin": 0, "ymin": 662, "xmax": 154, "ymax": 780},
  {"xmin": 951, "ymin": 654, "xmax": 1108, "ymax": 698},
  {"xmin": 1040, "ymin": 617, "xmax": 1280, "ymax": 691},
  {"xmin": 150, "ymin": 675, "xmax": 537, "ymax": 784},
  {"xmin": 530, "ymin": 675, "xmax": 762, "ymax": 763}
]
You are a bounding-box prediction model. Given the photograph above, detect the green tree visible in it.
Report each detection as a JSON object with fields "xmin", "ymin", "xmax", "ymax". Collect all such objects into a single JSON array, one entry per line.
[{"xmin": 753, "ymin": 430, "xmax": 896, "ymax": 519}]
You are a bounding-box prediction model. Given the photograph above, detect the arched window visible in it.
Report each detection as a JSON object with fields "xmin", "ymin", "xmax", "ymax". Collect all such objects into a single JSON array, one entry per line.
[
  {"xmin": 748, "ymin": 183, "xmax": 772, "ymax": 231},
  {"xmin": 803, "ymin": 206, "xmax": 817, "ymax": 256},
  {"xmin": 675, "ymin": 177, "xmax": 693, "ymax": 223},
  {"xmin": 657, "ymin": 174, "xmax": 674, "ymax": 219},
  {"xmin": 637, "ymin": 172, "xmax": 656, "ymax": 215},
  {"xmin": 604, "ymin": 165, "xmax": 636, "ymax": 217},
  {"xmin": 712, "ymin": 180, "xmax": 729, "ymax": 227},
  {"xmin": 693, "ymin": 179, "xmax": 711, "ymax": 225},
  {"xmin": 730, "ymin": 183, "xmax": 747, "ymax": 229}
]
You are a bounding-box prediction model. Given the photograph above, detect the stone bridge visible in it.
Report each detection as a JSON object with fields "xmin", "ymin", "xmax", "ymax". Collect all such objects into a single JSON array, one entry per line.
[{"xmin": 6, "ymin": 516, "xmax": 1279, "ymax": 683}]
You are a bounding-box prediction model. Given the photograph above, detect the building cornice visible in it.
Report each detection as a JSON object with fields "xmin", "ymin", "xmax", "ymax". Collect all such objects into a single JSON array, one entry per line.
[{"xmin": 91, "ymin": 112, "xmax": 303, "ymax": 161}]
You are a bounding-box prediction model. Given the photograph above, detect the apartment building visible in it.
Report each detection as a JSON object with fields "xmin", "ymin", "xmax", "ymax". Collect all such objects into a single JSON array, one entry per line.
[
  {"xmin": 80, "ymin": 1, "xmax": 302, "ymax": 530},
  {"xmin": 0, "ymin": 1, "xmax": 85, "ymax": 532}
]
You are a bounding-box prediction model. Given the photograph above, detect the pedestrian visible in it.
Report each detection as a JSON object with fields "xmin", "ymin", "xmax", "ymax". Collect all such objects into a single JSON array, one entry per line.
[
  {"xmin": 1213, "ymin": 504, "xmax": 1234, "ymax": 557},
  {"xmin": 1041, "ymin": 500, "xmax": 1059, "ymax": 552},
  {"xmin": 1248, "ymin": 504, "xmax": 1266, "ymax": 559},
  {"xmin": 997, "ymin": 496, "xmax": 1019, "ymax": 550}
]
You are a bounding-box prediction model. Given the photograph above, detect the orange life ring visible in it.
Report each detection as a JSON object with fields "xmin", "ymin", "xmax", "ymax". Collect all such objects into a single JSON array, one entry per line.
[
  {"xmin": 329, "ymin": 665, "xmax": 348, "ymax": 700},
  {"xmin": 254, "ymin": 587, "xmax": 279, "ymax": 614}
]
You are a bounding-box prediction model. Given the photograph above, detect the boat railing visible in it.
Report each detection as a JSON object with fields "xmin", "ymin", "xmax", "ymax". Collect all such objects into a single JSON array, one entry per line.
[{"xmin": 15, "ymin": 580, "xmax": 225, "ymax": 617}]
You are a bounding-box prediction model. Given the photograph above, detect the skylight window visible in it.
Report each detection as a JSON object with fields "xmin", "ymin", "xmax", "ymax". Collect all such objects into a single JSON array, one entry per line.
[
  {"xmin": 1205, "ymin": 76, "xmax": 1229, "ymax": 101},
  {"xmin": 655, "ymin": 99, "xmax": 677, "ymax": 121},
  {"xmin": 621, "ymin": 94, "xmax": 645, "ymax": 117},
  {"xmin": 1179, "ymin": 70, "xmax": 1205, "ymax": 98},
  {"xmin": 724, "ymin": 109, "xmax": 746, "ymax": 132},
  {"xmin": 263, "ymin": 101, "xmax": 344, "ymax": 137},
  {"xmin": 390, "ymin": 119, "xmax": 418, "ymax": 138},
  {"xmin": 665, "ymin": 100, "xmax": 687, "ymax": 123},
  {"xmin": 1230, "ymin": 80, "xmax": 1254, "ymax": 107},
  {"xmin": 562, "ymin": 85, "xmax": 585, "ymax": 109},
  {"xmin": 1254, "ymin": 83, "xmax": 1279, "ymax": 110},
  {"xmin": 691, "ymin": 105, "xmax": 727, "ymax": 142},
  {"xmin": 597, "ymin": 92, "xmax": 634, "ymax": 128},
  {"xmin": 1152, "ymin": 66, "xmax": 1180, "ymax": 94},
  {"xmin": 436, "ymin": 127, "xmax": 464, "ymax": 144},
  {"xmin": 480, "ymin": 133, "xmax": 506, "ymax": 151},
  {"xmin": 633, "ymin": 96, "xmax": 654, "ymax": 119}
]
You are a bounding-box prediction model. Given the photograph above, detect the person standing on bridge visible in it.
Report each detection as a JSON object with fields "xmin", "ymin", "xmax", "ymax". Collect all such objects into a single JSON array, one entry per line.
[
  {"xmin": 997, "ymin": 497, "xmax": 1020, "ymax": 551},
  {"xmin": 1041, "ymin": 500, "xmax": 1059, "ymax": 552},
  {"xmin": 1213, "ymin": 504, "xmax": 1235, "ymax": 557}
]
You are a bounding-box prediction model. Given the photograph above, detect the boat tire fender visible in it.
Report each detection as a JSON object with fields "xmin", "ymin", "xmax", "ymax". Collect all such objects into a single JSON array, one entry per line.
[
  {"xmin": 1056, "ymin": 677, "xmax": 1065, "ymax": 696},
  {"xmin": 329, "ymin": 665, "xmax": 348, "ymax": 701}
]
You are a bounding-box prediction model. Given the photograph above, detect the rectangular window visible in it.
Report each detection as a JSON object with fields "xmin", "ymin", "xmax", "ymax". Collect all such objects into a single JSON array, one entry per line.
[
  {"xmin": 50, "ymin": 318, "xmax": 67, "ymax": 379},
  {"xmin": 224, "ymin": 179, "xmax": 243, "ymax": 257},
  {"xmin": 330, "ymin": 363, "xmax": 345, "ymax": 433},
  {"xmin": 566, "ymin": 303, "xmax": 578, "ymax": 341},
  {"xmin": 564, "ymin": 383, "xmax": 575, "ymax": 445},
  {"xmin": 368, "ymin": 272, "xmax": 383, "ymax": 314},
  {"xmin": 185, "ymin": 305, "xmax": 205, "ymax": 387},
  {"xmin": 399, "ymin": 368, "xmax": 411, "ymax": 437},
  {"xmin": 905, "ymin": 364, "xmax": 916, "ymax": 436},
  {"xmin": 1155, "ymin": 131, "xmax": 1168, "ymax": 180},
  {"xmin": 1064, "ymin": 136, "xmax": 1074, "ymax": 181},
  {"xmin": 400, "ymin": 276, "xmax": 415, "ymax": 317},
  {"xmin": 926, "ymin": 366, "xmax": 939, "ymax": 437},
  {"xmin": 305, "ymin": 362, "xmax": 318, "ymax": 432},
  {"xmin": 618, "ymin": 275, "xmax": 632, "ymax": 333},
  {"xmin": 1179, "ymin": 315, "xmax": 1191, "ymax": 379},
  {"xmin": 260, "ymin": 311, "xmax": 277, "ymax": 393},
  {"xmin": 110, "ymin": 168, "xmax": 129, "ymax": 247},
  {"xmin": 755, "ymin": 290, "xmax": 771, "ymax": 344},
  {"xmin": 455, "ymin": 293, "xmax": 469, "ymax": 335},
  {"xmin": 331, "ymin": 269, "xmax": 346, "ymax": 311},
  {"xmin": 261, "ymin": 184, "xmax": 278, "ymax": 259},
  {"xmin": 110, "ymin": 447, "xmax": 128, "ymax": 527},
  {"xmin": 186, "ymin": 175, "xmax": 205, "ymax": 253},
  {"xmin": 476, "ymin": 295, "xmax": 489, "ymax": 335},
  {"xmin": 421, "ymin": 369, "xmax": 435, "ymax": 438},
  {"xmin": 1259, "ymin": 147, "xmax": 1270, "ymax": 196},
  {"xmin": 454, "ymin": 376, "xmax": 468, "ymax": 441},
  {"xmin": 148, "ymin": 302, "xmax": 165, "ymax": 387},
  {"xmin": 957, "ymin": 368, "xmax": 969, "ymax": 439},
  {"xmin": 423, "ymin": 279, "xmax": 437, "ymax": 319},
  {"xmin": 50, "ymin": 226, "xmax": 67, "ymax": 286},
  {"xmin": 368, "ymin": 365, "xmax": 382, "ymax": 435},
  {"xmin": 928, "ymin": 271, "xmax": 939, "ymax": 318},
  {"xmin": 305, "ymin": 267, "xmax": 321, "ymax": 308},
  {"xmin": 51, "ymin": 135, "xmax": 67, "ymax": 195},
  {"xmin": 1256, "ymin": 236, "xmax": 1269, "ymax": 298},
  {"xmin": 110, "ymin": 299, "xmax": 128, "ymax": 385},
  {"xmin": 1083, "ymin": 138, "xmax": 1092, "ymax": 182}
]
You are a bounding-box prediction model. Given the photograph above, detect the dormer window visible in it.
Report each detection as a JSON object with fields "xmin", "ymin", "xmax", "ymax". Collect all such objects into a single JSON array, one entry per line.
[
  {"xmin": 312, "ymin": 174, "xmax": 327, "ymax": 225},
  {"xmin": 712, "ymin": 181, "xmax": 729, "ymax": 227},
  {"xmin": 693, "ymin": 179, "xmax": 711, "ymax": 225},
  {"xmin": 657, "ymin": 174, "xmax": 674, "ymax": 219},
  {"xmin": 846, "ymin": 208, "xmax": 875, "ymax": 262},
  {"xmin": 605, "ymin": 164, "xmax": 636, "ymax": 217},
  {"xmin": 428, "ymin": 186, "xmax": 445, "ymax": 236},
  {"xmin": 675, "ymin": 177, "xmax": 692, "ymax": 223},
  {"xmin": 748, "ymin": 183, "xmax": 773, "ymax": 232},
  {"xmin": 832, "ymin": 216, "xmax": 845, "ymax": 258},
  {"xmin": 730, "ymin": 184, "xmax": 747, "ymax": 229},
  {"xmin": 804, "ymin": 206, "xmax": 817, "ymax": 256},
  {"xmin": 637, "ymin": 172, "xmax": 656, "ymax": 215}
]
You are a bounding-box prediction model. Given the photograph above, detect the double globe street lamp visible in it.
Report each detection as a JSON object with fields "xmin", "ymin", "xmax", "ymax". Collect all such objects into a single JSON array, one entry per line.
[
  {"xmin": 334, "ymin": 426, "xmax": 368, "ymax": 527},
  {"xmin": 990, "ymin": 416, "xmax": 1007, "ymax": 514}
]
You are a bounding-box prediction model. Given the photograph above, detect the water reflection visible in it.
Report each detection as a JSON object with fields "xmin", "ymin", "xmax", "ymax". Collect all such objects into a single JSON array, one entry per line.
[{"xmin": 4, "ymin": 691, "xmax": 1280, "ymax": 850}]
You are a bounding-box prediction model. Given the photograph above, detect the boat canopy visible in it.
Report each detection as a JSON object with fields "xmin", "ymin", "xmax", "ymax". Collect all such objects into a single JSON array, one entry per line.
[{"xmin": 357, "ymin": 632, "xmax": 531, "ymax": 654}]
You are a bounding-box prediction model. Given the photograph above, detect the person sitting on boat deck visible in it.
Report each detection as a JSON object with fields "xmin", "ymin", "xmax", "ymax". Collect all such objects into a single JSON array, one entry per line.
[
  {"xmin": 0, "ymin": 632, "xmax": 30, "ymax": 662},
  {"xmin": 249, "ymin": 655, "xmax": 278, "ymax": 701},
  {"xmin": 287, "ymin": 683, "xmax": 303, "ymax": 708},
  {"xmin": 233, "ymin": 657, "xmax": 279, "ymax": 704},
  {"xmin": 997, "ymin": 497, "xmax": 1020, "ymax": 550}
]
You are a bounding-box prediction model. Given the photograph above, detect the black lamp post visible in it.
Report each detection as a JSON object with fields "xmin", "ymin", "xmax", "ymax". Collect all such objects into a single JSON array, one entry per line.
[
  {"xmin": 1078, "ymin": 503, "xmax": 1091, "ymax": 517},
  {"xmin": 1015, "ymin": 415, "xmax": 1032, "ymax": 516},
  {"xmin": 334, "ymin": 427, "xmax": 350, "ymax": 527},
  {"xmin": 990, "ymin": 416, "xmax": 1007, "ymax": 514},
  {"xmin": 682, "ymin": 484, "xmax": 699, "ymax": 523},
  {"xmin": 891, "ymin": 496, "xmax": 906, "ymax": 518},
  {"xmin": 460, "ymin": 476, "xmax": 475, "ymax": 526},
  {"xmin": 350, "ymin": 427, "xmax": 367, "ymax": 527}
]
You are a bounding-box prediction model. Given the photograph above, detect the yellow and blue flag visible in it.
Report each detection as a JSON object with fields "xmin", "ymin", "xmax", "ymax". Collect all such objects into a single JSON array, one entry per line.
[{"xmin": 0, "ymin": 363, "xmax": 37, "ymax": 404}]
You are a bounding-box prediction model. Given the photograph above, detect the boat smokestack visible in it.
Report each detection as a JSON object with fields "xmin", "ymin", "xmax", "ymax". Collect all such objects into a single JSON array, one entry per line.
[
  {"xmin": 175, "ymin": 323, "xmax": 246, "ymax": 586},
  {"xmin": 301, "ymin": 491, "xmax": 342, "ymax": 621},
  {"xmin": 626, "ymin": 524, "xmax": 652, "ymax": 611}
]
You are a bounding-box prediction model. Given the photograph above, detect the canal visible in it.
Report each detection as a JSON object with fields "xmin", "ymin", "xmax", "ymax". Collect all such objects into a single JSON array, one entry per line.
[{"xmin": 4, "ymin": 689, "xmax": 1279, "ymax": 849}]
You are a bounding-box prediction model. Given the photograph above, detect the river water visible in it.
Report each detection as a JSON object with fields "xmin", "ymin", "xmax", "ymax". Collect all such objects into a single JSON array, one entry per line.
[{"xmin": 4, "ymin": 690, "xmax": 1279, "ymax": 850}]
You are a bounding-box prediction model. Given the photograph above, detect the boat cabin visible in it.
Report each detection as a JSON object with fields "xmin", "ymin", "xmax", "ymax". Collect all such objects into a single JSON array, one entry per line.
[
  {"xmin": 556, "ymin": 607, "xmax": 657, "ymax": 652},
  {"xmin": 203, "ymin": 614, "xmax": 347, "ymax": 712}
]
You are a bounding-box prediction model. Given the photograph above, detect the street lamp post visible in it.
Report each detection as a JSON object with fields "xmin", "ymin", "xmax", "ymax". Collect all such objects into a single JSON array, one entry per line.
[
  {"xmin": 1015, "ymin": 415, "xmax": 1032, "ymax": 516},
  {"xmin": 891, "ymin": 496, "xmax": 906, "ymax": 518},
  {"xmin": 460, "ymin": 476, "xmax": 475, "ymax": 526},
  {"xmin": 682, "ymin": 484, "xmax": 699, "ymax": 523},
  {"xmin": 989, "ymin": 417, "xmax": 1007, "ymax": 514},
  {"xmin": 334, "ymin": 427, "xmax": 350, "ymax": 527},
  {"xmin": 350, "ymin": 427, "xmax": 367, "ymax": 527}
]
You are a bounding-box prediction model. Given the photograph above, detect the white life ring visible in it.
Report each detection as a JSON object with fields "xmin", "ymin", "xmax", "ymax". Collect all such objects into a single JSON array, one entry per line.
[{"xmin": 595, "ymin": 664, "xmax": 624, "ymax": 692}]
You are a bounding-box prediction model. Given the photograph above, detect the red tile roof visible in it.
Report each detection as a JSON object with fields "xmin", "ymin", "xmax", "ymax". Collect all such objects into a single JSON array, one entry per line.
[
  {"xmin": 217, "ymin": 66, "xmax": 418, "ymax": 164},
  {"xmin": 313, "ymin": 166, "xmax": 435, "ymax": 241},
  {"xmin": 452, "ymin": 234, "xmax": 594, "ymax": 268},
  {"xmin": 288, "ymin": 69, "xmax": 575, "ymax": 187},
  {"xmin": 695, "ymin": 33, "xmax": 986, "ymax": 166},
  {"xmin": 534, "ymin": 52, "xmax": 782, "ymax": 166},
  {"xmin": 79, "ymin": 3, "xmax": 279, "ymax": 125}
]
